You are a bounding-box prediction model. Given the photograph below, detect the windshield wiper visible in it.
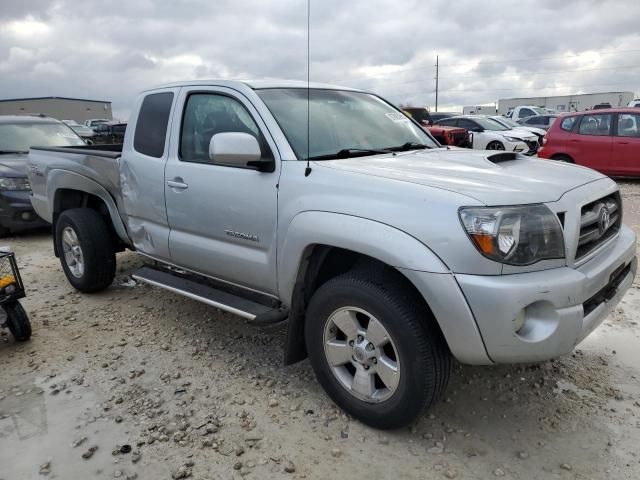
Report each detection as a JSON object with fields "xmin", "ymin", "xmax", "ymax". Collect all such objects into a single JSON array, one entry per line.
[
  {"xmin": 308, "ymin": 147, "xmax": 392, "ymax": 160},
  {"xmin": 384, "ymin": 142, "xmax": 432, "ymax": 152},
  {"xmin": 0, "ymin": 150, "xmax": 28, "ymax": 155}
]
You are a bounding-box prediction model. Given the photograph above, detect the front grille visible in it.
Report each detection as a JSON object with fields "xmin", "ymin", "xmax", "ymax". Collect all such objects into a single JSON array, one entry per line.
[
  {"xmin": 524, "ymin": 139, "xmax": 538, "ymax": 155},
  {"xmin": 575, "ymin": 193, "xmax": 621, "ymax": 260},
  {"xmin": 451, "ymin": 131, "xmax": 468, "ymax": 146}
]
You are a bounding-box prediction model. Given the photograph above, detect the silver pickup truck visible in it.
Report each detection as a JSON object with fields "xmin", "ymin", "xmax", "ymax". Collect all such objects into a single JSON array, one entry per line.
[{"xmin": 27, "ymin": 80, "xmax": 637, "ymax": 429}]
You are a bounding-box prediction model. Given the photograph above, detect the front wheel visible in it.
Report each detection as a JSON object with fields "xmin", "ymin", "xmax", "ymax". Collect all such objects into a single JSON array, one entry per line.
[
  {"xmin": 305, "ymin": 269, "xmax": 451, "ymax": 429},
  {"xmin": 486, "ymin": 140, "xmax": 505, "ymax": 150},
  {"xmin": 5, "ymin": 301, "xmax": 31, "ymax": 341},
  {"xmin": 55, "ymin": 208, "xmax": 116, "ymax": 292}
]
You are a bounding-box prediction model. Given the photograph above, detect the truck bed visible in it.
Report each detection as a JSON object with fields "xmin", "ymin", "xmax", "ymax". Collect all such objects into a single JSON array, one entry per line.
[{"xmin": 28, "ymin": 145, "xmax": 124, "ymax": 225}]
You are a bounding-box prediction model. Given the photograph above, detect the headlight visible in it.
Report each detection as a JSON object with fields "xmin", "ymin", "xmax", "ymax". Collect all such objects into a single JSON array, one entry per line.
[
  {"xmin": 0, "ymin": 177, "xmax": 30, "ymax": 191},
  {"xmin": 502, "ymin": 136, "xmax": 522, "ymax": 142},
  {"xmin": 459, "ymin": 205, "xmax": 565, "ymax": 265}
]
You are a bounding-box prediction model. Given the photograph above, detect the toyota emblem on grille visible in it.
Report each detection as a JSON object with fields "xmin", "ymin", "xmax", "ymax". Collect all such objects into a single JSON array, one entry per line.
[{"xmin": 598, "ymin": 206, "xmax": 611, "ymax": 235}]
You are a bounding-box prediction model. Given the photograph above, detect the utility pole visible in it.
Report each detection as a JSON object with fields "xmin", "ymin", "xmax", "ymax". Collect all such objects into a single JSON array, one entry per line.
[{"xmin": 434, "ymin": 55, "xmax": 439, "ymax": 112}]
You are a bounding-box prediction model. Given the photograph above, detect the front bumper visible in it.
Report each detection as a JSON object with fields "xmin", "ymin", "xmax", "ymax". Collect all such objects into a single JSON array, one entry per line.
[
  {"xmin": 0, "ymin": 190, "xmax": 49, "ymax": 232},
  {"xmin": 456, "ymin": 224, "xmax": 637, "ymax": 363}
]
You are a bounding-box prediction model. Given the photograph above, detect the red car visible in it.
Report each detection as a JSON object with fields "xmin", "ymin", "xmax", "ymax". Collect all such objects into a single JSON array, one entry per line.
[{"xmin": 538, "ymin": 108, "xmax": 640, "ymax": 176}]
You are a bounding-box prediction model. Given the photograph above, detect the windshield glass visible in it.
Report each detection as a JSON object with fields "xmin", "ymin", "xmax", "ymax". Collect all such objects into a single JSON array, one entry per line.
[
  {"xmin": 532, "ymin": 107, "xmax": 547, "ymax": 115},
  {"xmin": 257, "ymin": 88, "xmax": 439, "ymax": 159},
  {"xmin": 472, "ymin": 117, "xmax": 508, "ymax": 131},
  {"xmin": 0, "ymin": 122, "xmax": 85, "ymax": 152},
  {"xmin": 492, "ymin": 116, "xmax": 519, "ymax": 128}
]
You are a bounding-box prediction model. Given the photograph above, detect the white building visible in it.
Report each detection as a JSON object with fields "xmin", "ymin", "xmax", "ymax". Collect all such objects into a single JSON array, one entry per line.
[{"xmin": 497, "ymin": 91, "xmax": 635, "ymax": 115}]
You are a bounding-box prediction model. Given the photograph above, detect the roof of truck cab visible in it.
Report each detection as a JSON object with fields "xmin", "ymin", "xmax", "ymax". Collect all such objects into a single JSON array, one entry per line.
[{"xmin": 143, "ymin": 79, "xmax": 365, "ymax": 93}]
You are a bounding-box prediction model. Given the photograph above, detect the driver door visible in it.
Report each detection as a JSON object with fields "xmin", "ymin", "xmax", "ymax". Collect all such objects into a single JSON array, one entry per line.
[{"xmin": 164, "ymin": 87, "xmax": 281, "ymax": 295}]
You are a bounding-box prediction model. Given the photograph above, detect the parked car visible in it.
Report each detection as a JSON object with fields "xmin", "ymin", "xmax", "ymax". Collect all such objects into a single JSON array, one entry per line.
[
  {"xmin": 627, "ymin": 99, "xmax": 640, "ymax": 108},
  {"xmin": 506, "ymin": 105, "xmax": 549, "ymax": 122},
  {"xmin": 92, "ymin": 121, "xmax": 127, "ymax": 144},
  {"xmin": 83, "ymin": 118, "xmax": 110, "ymax": 130},
  {"xmin": 0, "ymin": 115, "xmax": 85, "ymax": 236},
  {"xmin": 435, "ymin": 115, "xmax": 538, "ymax": 154},
  {"xmin": 538, "ymin": 108, "xmax": 640, "ymax": 176},
  {"xmin": 517, "ymin": 114, "xmax": 559, "ymax": 131},
  {"xmin": 402, "ymin": 107, "xmax": 469, "ymax": 147},
  {"xmin": 592, "ymin": 102, "xmax": 612, "ymax": 110},
  {"xmin": 487, "ymin": 115, "xmax": 546, "ymax": 143},
  {"xmin": 62, "ymin": 120, "xmax": 95, "ymax": 144},
  {"xmin": 27, "ymin": 80, "xmax": 637, "ymax": 429},
  {"xmin": 430, "ymin": 112, "xmax": 460, "ymax": 122}
]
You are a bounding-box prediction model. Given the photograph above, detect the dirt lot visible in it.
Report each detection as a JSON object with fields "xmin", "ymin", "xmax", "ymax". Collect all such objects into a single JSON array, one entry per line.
[{"xmin": 1, "ymin": 182, "xmax": 639, "ymax": 480}]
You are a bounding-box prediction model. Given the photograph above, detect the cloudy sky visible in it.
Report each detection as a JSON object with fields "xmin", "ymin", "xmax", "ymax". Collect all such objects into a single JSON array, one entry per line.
[{"xmin": 2, "ymin": 0, "xmax": 639, "ymax": 119}]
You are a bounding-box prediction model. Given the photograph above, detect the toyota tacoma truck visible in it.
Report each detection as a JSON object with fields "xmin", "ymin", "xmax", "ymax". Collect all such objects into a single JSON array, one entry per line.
[{"xmin": 27, "ymin": 80, "xmax": 637, "ymax": 429}]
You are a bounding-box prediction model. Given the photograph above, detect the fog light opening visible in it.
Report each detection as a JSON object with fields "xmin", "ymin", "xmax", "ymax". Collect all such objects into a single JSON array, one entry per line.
[
  {"xmin": 513, "ymin": 309, "xmax": 526, "ymax": 333},
  {"xmin": 20, "ymin": 211, "xmax": 32, "ymax": 221}
]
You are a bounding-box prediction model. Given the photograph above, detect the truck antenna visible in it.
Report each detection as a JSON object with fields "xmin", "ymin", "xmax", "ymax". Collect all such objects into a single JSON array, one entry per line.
[{"xmin": 304, "ymin": 0, "xmax": 312, "ymax": 177}]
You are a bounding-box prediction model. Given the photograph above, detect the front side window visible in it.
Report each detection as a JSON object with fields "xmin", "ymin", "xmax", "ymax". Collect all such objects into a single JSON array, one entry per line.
[
  {"xmin": 617, "ymin": 114, "xmax": 640, "ymax": 137},
  {"xmin": 257, "ymin": 88, "xmax": 438, "ymax": 159},
  {"xmin": 134, "ymin": 92, "xmax": 174, "ymax": 158},
  {"xmin": 578, "ymin": 114, "xmax": 612, "ymax": 136},
  {"xmin": 180, "ymin": 93, "xmax": 267, "ymax": 163},
  {"xmin": 0, "ymin": 122, "xmax": 85, "ymax": 152}
]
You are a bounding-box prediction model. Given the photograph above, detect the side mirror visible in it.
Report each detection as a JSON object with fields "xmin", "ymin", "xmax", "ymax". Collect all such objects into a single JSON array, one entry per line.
[
  {"xmin": 471, "ymin": 127, "xmax": 484, "ymax": 132},
  {"xmin": 209, "ymin": 132, "xmax": 272, "ymax": 171}
]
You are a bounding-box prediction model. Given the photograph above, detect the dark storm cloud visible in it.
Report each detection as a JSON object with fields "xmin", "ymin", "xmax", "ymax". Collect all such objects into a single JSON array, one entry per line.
[{"xmin": 1, "ymin": 0, "xmax": 639, "ymax": 117}]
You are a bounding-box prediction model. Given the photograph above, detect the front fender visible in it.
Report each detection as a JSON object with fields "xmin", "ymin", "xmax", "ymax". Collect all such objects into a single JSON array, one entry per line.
[
  {"xmin": 48, "ymin": 169, "xmax": 130, "ymax": 244},
  {"xmin": 278, "ymin": 211, "xmax": 449, "ymax": 305},
  {"xmin": 278, "ymin": 211, "xmax": 491, "ymax": 364}
]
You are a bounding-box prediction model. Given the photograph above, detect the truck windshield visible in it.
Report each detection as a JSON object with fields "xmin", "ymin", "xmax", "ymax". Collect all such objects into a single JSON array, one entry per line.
[
  {"xmin": 257, "ymin": 88, "xmax": 439, "ymax": 160},
  {"xmin": 0, "ymin": 122, "xmax": 86, "ymax": 153}
]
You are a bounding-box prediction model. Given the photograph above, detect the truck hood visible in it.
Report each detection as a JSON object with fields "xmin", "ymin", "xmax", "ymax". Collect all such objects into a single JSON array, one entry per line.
[
  {"xmin": 0, "ymin": 154, "xmax": 28, "ymax": 177},
  {"xmin": 317, "ymin": 149, "xmax": 606, "ymax": 205}
]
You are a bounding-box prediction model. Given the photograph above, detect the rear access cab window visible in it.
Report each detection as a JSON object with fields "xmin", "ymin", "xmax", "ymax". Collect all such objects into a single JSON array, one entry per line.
[{"xmin": 134, "ymin": 92, "xmax": 174, "ymax": 158}]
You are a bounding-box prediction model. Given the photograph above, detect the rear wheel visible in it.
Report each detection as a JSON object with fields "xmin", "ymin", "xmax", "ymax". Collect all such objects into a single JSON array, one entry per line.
[
  {"xmin": 551, "ymin": 154, "xmax": 574, "ymax": 163},
  {"xmin": 305, "ymin": 269, "xmax": 451, "ymax": 429},
  {"xmin": 5, "ymin": 301, "xmax": 31, "ymax": 341},
  {"xmin": 55, "ymin": 208, "xmax": 116, "ymax": 292},
  {"xmin": 486, "ymin": 141, "xmax": 505, "ymax": 150}
]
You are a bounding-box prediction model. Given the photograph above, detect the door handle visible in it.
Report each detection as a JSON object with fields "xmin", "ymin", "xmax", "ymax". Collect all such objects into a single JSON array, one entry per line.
[
  {"xmin": 616, "ymin": 141, "xmax": 629, "ymax": 145},
  {"xmin": 167, "ymin": 180, "xmax": 189, "ymax": 189}
]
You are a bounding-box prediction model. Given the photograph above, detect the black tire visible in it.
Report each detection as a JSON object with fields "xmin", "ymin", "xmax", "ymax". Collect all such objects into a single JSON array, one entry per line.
[
  {"xmin": 486, "ymin": 141, "xmax": 505, "ymax": 150},
  {"xmin": 55, "ymin": 208, "xmax": 116, "ymax": 292},
  {"xmin": 305, "ymin": 268, "xmax": 451, "ymax": 429},
  {"xmin": 551, "ymin": 154, "xmax": 574, "ymax": 163},
  {"xmin": 5, "ymin": 301, "xmax": 31, "ymax": 341}
]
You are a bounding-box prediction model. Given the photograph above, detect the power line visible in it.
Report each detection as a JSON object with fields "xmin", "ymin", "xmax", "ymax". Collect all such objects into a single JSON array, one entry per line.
[
  {"xmin": 378, "ymin": 64, "xmax": 640, "ymax": 89},
  {"xmin": 361, "ymin": 48, "xmax": 640, "ymax": 79},
  {"xmin": 394, "ymin": 80, "xmax": 638, "ymax": 97}
]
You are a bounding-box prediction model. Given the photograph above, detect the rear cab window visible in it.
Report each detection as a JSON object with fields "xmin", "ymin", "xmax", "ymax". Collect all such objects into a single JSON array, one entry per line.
[{"xmin": 134, "ymin": 92, "xmax": 174, "ymax": 157}]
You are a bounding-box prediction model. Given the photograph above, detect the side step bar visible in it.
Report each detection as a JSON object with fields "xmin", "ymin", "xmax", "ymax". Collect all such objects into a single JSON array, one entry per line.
[{"xmin": 131, "ymin": 266, "xmax": 288, "ymax": 325}]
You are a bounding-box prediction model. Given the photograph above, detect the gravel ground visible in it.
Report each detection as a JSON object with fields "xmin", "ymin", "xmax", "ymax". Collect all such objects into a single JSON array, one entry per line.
[{"xmin": 1, "ymin": 181, "xmax": 639, "ymax": 480}]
